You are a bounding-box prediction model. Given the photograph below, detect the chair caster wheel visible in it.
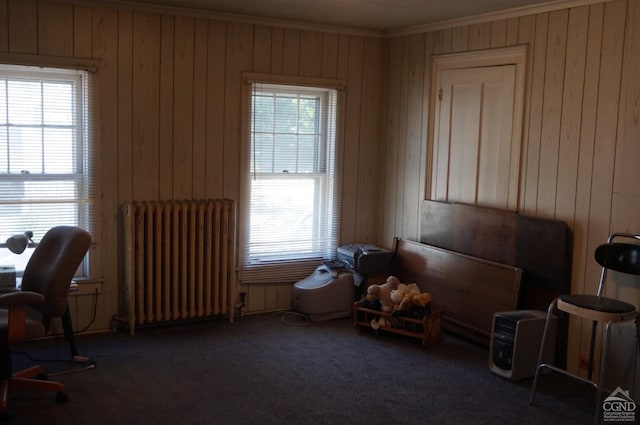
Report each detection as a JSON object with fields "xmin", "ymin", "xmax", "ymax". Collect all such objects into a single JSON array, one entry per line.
[
  {"xmin": 0, "ymin": 410, "xmax": 12, "ymax": 422},
  {"xmin": 56, "ymin": 392, "xmax": 68, "ymax": 403}
]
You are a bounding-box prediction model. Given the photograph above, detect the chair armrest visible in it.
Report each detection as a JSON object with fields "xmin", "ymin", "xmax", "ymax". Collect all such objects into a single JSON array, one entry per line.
[{"xmin": 0, "ymin": 290, "xmax": 44, "ymax": 308}]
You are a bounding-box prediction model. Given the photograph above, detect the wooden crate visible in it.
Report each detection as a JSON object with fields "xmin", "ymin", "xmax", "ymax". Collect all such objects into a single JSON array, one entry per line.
[{"xmin": 353, "ymin": 301, "xmax": 443, "ymax": 347}]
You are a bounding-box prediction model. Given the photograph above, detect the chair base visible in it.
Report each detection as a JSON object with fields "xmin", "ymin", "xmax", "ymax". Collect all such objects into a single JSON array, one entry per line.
[
  {"xmin": 534, "ymin": 362, "xmax": 598, "ymax": 390},
  {"xmin": 0, "ymin": 365, "xmax": 67, "ymax": 420},
  {"xmin": 530, "ymin": 299, "xmax": 638, "ymax": 425}
]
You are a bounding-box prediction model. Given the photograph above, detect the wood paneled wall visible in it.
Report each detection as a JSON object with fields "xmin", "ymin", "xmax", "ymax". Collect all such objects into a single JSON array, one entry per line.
[
  {"xmin": 0, "ymin": 0, "xmax": 384, "ymax": 326},
  {"xmin": 381, "ymin": 0, "xmax": 640, "ymax": 377}
]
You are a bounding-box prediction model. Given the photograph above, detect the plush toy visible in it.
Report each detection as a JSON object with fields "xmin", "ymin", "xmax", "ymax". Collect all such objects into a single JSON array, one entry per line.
[
  {"xmin": 390, "ymin": 283, "xmax": 419, "ymax": 310},
  {"xmin": 391, "ymin": 283, "xmax": 432, "ymax": 311},
  {"xmin": 402, "ymin": 292, "xmax": 432, "ymax": 309},
  {"xmin": 370, "ymin": 316, "xmax": 391, "ymax": 330},
  {"xmin": 366, "ymin": 276, "xmax": 400, "ymax": 312}
]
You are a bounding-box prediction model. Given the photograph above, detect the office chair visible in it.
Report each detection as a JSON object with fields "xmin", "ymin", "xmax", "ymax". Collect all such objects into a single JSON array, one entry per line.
[
  {"xmin": 530, "ymin": 232, "xmax": 640, "ymax": 423},
  {"xmin": 0, "ymin": 226, "xmax": 91, "ymax": 420}
]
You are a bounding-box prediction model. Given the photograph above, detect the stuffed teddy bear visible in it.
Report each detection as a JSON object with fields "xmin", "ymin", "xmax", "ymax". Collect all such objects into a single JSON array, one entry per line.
[
  {"xmin": 366, "ymin": 275, "xmax": 400, "ymax": 312},
  {"xmin": 391, "ymin": 283, "xmax": 432, "ymax": 311},
  {"xmin": 390, "ymin": 283, "xmax": 419, "ymax": 310},
  {"xmin": 401, "ymin": 291, "xmax": 432, "ymax": 310}
]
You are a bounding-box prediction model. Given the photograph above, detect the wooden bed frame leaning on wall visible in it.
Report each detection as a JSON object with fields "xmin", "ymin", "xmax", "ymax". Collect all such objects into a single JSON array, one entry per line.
[
  {"xmin": 391, "ymin": 200, "xmax": 572, "ymax": 362},
  {"xmin": 391, "ymin": 238, "xmax": 522, "ymax": 346}
]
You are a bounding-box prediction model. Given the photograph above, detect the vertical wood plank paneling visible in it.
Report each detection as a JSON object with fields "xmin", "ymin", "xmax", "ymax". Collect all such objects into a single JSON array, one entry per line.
[
  {"xmin": 131, "ymin": 12, "xmax": 161, "ymax": 200},
  {"xmin": 451, "ymin": 26, "xmax": 469, "ymax": 52},
  {"xmin": 321, "ymin": 32, "xmax": 339, "ymax": 78},
  {"xmin": 515, "ymin": 14, "xmax": 535, "ymax": 211},
  {"xmin": 587, "ymin": 0, "xmax": 627, "ymax": 283},
  {"xmin": 191, "ymin": 18, "xmax": 208, "ymax": 199},
  {"xmin": 555, "ymin": 6, "xmax": 589, "ymax": 225},
  {"xmin": 381, "ymin": 37, "xmax": 402, "ymax": 246},
  {"xmin": 566, "ymin": 2, "xmax": 604, "ymax": 375},
  {"xmin": 252, "ymin": 25, "xmax": 271, "ymax": 73},
  {"xmin": 377, "ymin": 38, "xmax": 389, "ymax": 244},
  {"xmin": 223, "ymin": 22, "xmax": 252, "ymax": 201},
  {"xmin": 158, "ymin": 14, "xmax": 175, "ymax": 200},
  {"xmin": 270, "ymin": 27, "xmax": 283, "ymax": 74},
  {"xmin": 536, "ymin": 9, "xmax": 568, "ymax": 217},
  {"xmin": 274, "ymin": 285, "xmax": 291, "ymax": 311},
  {"xmin": 613, "ymin": 0, "xmax": 640, "ymax": 198},
  {"xmin": 299, "ymin": 30, "xmax": 323, "ymax": 77},
  {"xmin": 8, "ymin": 0, "xmax": 37, "ymax": 53},
  {"xmin": 0, "ymin": 0, "xmax": 7, "ymax": 52},
  {"xmin": 506, "ymin": 17, "xmax": 520, "ymax": 46},
  {"xmin": 173, "ymin": 16, "xmax": 195, "ymax": 199},
  {"xmin": 490, "ymin": 19, "xmax": 508, "ymax": 48},
  {"xmin": 246, "ymin": 282, "xmax": 266, "ymax": 312},
  {"xmin": 38, "ymin": 0, "xmax": 73, "ymax": 56},
  {"xmin": 468, "ymin": 22, "xmax": 492, "ymax": 50},
  {"xmin": 609, "ymin": 0, "xmax": 640, "ymax": 314},
  {"xmin": 117, "ymin": 10, "xmax": 134, "ymax": 202},
  {"xmin": 552, "ymin": 7, "xmax": 588, "ymax": 377},
  {"xmin": 580, "ymin": 0, "xmax": 627, "ymax": 375},
  {"xmin": 340, "ymin": 35, "xmax": 364, "ymax": 243},
  {"xmin": 282, "ymin": 28, "xmax": 300, "ymax": 74},
  {"xmin": 394, "ymin": 36, "xmax": 410, "ymax": 238},
  {"xmin": 263, "ymin": 281, "xmax": 277, "ymax": 313},
  {"xmin": 336, "ymin": 34, "xmax": 350, "ymax": 87},
  {"xmin": 356, "ymin": 36, "xmax": 383, "ymax": 242},
  {"xmin": 73, "ymin": 4, "xmax": 93, "ymax": 58},
  {"xmin": 204, "ymin": 20, "xmax": 226, "ymax": 199},
  {"xmin": 335, "ymin": 33, "xmax": 351, "ymax": 239},
  {"xmin": 433, "ymin": 28, "xmax": 453, "ymax": 54},
  {"xmin": 521, "ymin": 13, "xmax": 548, "ymax": 215},
  {"xmin": 401, "ymin": 34, "xmax": 426, "ymax": 241},
  {"xmin": 421, "ymin": 33, "xmax": 435, "ymax": 208},
  {"xmin": 93, "ymin": 6, "xmax": 119, "ymax": 331}
]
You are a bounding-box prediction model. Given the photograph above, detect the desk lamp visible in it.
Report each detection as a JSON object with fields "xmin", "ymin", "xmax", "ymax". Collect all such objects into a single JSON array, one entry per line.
[{"xmin": 5, "ymin": 231, "xmax": 34, "ymax": 254}]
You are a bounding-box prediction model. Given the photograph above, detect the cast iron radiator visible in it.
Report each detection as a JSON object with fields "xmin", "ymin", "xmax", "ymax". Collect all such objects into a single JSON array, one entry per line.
[{"xmin": 121, "ymin": 199, "xmax": 236, "ymax": 335}]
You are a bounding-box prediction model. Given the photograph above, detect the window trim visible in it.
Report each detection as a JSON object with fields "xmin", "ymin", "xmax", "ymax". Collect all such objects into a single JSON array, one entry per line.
[
  {"xmin": 0, "ymin": 59, "xmax": 98, "ymax": 280},
  {"xmin": 240, "ymin": 73, "xmax": 345, "ymax": 284}
]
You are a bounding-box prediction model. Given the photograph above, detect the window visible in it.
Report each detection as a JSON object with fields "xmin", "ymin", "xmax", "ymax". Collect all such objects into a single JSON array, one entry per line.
[
  {"xmin": 241, "ymin": 79, "xmax": 342, "ymax": 283},
  {"xmin": 0, "ymin": 64, "xmax": 94, "ymax": 276}
]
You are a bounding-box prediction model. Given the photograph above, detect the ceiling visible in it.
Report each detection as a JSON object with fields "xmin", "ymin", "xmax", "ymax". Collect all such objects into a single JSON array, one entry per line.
[{"xmin": 116, "ymin": 0, "xmax": 563, "ymax": 32}]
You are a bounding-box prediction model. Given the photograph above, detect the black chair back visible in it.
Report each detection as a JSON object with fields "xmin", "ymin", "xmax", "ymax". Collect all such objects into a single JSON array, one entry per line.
[
  {"xmin": 21, "ymin": 226, "xmax": 92, "ymax": 318},
  {"xmin": 594, "ymin": 242, "xmax": 640, "ymax": 276}
]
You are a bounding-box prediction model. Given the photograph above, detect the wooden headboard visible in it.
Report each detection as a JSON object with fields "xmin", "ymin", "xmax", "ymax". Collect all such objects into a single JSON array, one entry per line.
[
  {"xmin": 420, "ymin": 200, "xmax": 573, "ymax": 311},
  {"xmin": 392, "ymin": 239, "xmax": 522, "ymax": 344},
  {"xmin": 415, "ymin": 200, "xmax": 572, "ymax": 358}
]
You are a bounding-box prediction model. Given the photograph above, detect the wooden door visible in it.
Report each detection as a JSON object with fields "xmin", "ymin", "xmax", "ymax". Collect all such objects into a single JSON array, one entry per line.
[{"xmin": 431, "ymin": 62, "xmax": 521, "ymax": 210}]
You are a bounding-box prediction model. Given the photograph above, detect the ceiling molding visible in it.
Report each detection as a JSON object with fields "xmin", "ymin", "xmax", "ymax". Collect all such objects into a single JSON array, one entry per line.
[
  {"xmin": 73, "ymin": 0, "xmax": 610, "ymax": 38},
  {"xmin": 385, "ymin": 0, "xmax": 612, "ymax": 37},
  {"xmin": 71, "ymin": 0, "xmax": 385, "ymax": 37}
]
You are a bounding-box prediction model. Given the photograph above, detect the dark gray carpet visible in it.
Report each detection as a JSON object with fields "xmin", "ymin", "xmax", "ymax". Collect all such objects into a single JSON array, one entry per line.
[{"xmin": 6, "ymin": 314, "xmax": 594, "ymax": 425}]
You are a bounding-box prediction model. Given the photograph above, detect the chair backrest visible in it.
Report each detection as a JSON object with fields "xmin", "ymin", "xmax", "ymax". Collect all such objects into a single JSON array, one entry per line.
[
  {"xmin": 21, "ymin": 226, "xmax": 92, "ymax": 318},
  {"xmin": 595, "ymin": 243, "xmax": 640, "ymax": 275},
  {"xmin": 594, "ymin": 234, "xmax": 640, "ymax": 296}
]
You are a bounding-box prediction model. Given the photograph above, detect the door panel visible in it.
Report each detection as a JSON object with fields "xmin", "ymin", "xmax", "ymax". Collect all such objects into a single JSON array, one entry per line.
[{"xmin": 432, "ymin": 64, "xmax": 517, "ymax": 209}]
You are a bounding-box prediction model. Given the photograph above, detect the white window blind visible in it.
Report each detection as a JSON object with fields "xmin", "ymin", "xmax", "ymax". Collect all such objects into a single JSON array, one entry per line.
[
  {"xmin": 0, "ymin": 64, "xmax": 95, "ymax": 275},
  {"xmin": 242, "ymin": 81, "xmax": 343, "ymax": 283}
]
